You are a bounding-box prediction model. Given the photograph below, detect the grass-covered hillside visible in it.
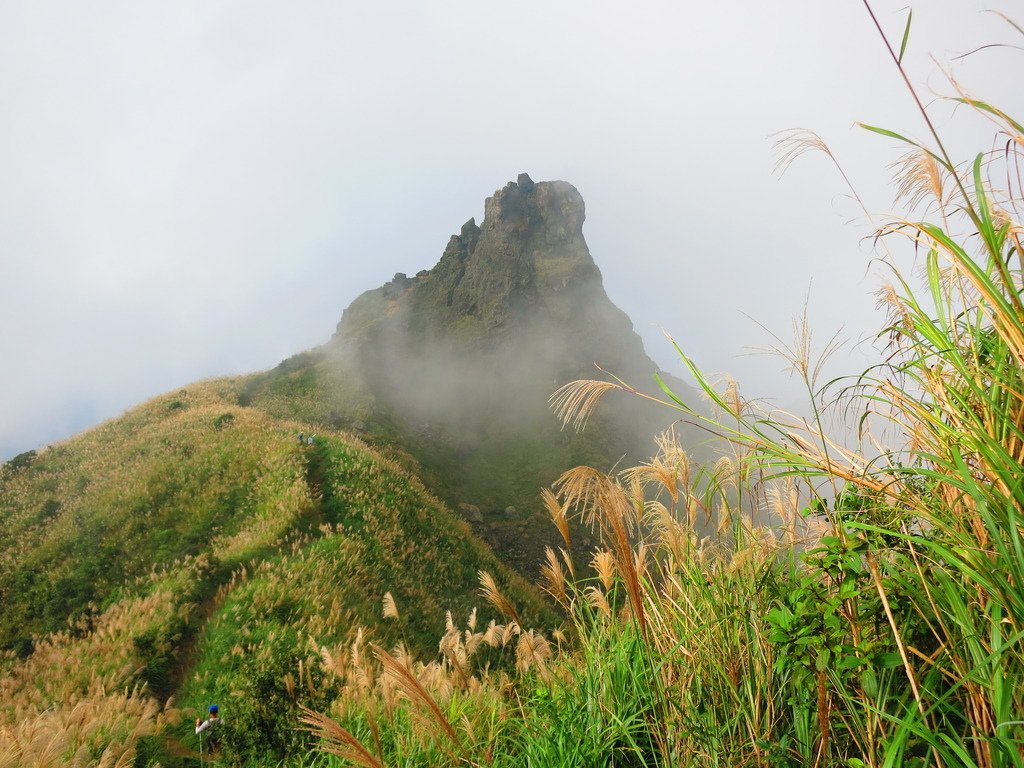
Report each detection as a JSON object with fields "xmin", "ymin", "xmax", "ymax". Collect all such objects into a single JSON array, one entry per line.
[{"xmin": 0, "ymin": 380, "xmax": 549, "ymax": 766}]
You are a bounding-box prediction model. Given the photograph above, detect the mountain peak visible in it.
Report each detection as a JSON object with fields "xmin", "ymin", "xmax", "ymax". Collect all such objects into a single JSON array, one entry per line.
[
  {"xmin": 482, "ymin": 175, "xmax": 585, "ymax": 240},
  {"xmin": 337, "ymin": 176, "xmax": 598, "ymax": 341},
  {"xmin": 251, "ymin": 175, "xmax": 704, "ymax": 570}
]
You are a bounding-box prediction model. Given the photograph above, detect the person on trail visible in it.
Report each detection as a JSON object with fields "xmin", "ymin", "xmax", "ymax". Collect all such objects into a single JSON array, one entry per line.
[
  {"xmin": 195, "ymin": 704, "xmax": 220, "ymax": 734},
  {"xmin": 196, "ymin": 704, "xmax": 221, "ymax": 757},
  {"xmin": 298, "ymin": 432, "xmax": 305, "ymax": 445},
  {"xmin": 307, "ymin": 434, "xmax": 314, "ymax": 445}
]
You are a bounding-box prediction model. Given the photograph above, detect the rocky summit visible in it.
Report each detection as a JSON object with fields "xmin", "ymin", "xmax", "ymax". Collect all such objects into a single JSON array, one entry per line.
[
  {"xmin": 242, "ymin": 175, "xmax": 705, "ymax": 571},
  {"xmin": 357, "ymin": 174, "xmax": 604, "ymax": 340}
]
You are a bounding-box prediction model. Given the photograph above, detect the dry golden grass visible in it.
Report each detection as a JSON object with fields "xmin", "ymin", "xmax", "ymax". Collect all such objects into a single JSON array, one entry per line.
[
  {"xmin": 0, "ymin": 686, "xmax": 169, "ymax": 768},
  {"xmin": 302, "ymin": 603, "xmax": 534, "ymax": 766},
  {"xmin": 299, "ymin": 703, "xmax": 384, "ymax": 768},
  {"xmin": 0, "ymin": 583, "xmax": 188, "ymax": 767},
  {"xmin": 300, "ymin": 429, "xmax": 812, "ymax": 766},
  {"xmin": 548, "ymin": 379, "xmax": 623, "ymax": 432}
]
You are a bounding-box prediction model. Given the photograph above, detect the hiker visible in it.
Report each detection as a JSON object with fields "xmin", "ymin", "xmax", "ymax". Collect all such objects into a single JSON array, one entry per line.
[
  {"xmin": 298, "ymin": 432, "xmax": 305, "ymax": 445},
  {"xmin": 196, "ymin": 704, "xmax": 221, "ymax": 755},
  {"xmin": 307, "ymin": 434, "xmax": 314, "ymax": 445},
  {"xmin": 195, "ymin": 703, "xmax": 220, "ymax": 734}
]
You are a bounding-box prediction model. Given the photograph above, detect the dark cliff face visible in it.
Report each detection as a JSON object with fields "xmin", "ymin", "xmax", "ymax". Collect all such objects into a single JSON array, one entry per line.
[
  {"xmin": 335, "ymin": 175, "xmax": 592, "ymax": 340},
  {"xmin": 332, "ymin": 175, "xmax": 658, "ymax": 402},
  {"xmin": 422, "ymin": 177, "xmax": 594, "ymax": 332}
]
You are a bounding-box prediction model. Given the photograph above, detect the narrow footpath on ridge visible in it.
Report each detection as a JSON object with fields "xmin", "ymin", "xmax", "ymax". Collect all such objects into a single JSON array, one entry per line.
[{"xmin": 158, "ymin": 436, "xmax": 334, "ymax": 762}]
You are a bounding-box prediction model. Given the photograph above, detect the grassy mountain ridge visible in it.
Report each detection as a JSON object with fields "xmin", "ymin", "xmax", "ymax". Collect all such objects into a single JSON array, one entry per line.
[{"xmin": 0, "ymin": 378, "xmax": 550, "ymax": 765}]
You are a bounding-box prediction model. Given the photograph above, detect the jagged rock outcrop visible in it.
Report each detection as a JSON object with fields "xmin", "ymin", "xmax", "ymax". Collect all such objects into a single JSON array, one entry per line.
[
  {"xmin": 250, "ymin": 175, "xmax": 705, "ymax": 571},
  {"xmin": 332, "ymin": 176, "xmax": 664, "ymax": 411}
]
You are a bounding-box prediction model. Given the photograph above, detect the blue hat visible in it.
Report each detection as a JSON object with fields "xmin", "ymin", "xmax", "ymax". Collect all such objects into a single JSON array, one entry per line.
[{"xmin": 209, "ymin": 704, "xmax": 219, "ymax": 714}]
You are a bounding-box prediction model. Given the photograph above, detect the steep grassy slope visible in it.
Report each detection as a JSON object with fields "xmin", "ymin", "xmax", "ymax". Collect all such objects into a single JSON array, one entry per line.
[
  {"xmin": 0, "ymin": 381, "xmax": 314, "ymax": 654},
  {"xmin": 0, "ymin": 380, "xmax": 549, "ymax": 766},
  {"xmin": 179, "ymin": 436, "xmax": 549, "ymax": 763}
]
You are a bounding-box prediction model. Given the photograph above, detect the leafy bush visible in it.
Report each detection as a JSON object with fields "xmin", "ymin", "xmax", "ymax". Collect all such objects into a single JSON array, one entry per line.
[
  {"xmin": 214, "ymin": 412, "xmax": 236, "ymax": 430},
  {"xmin": 3, "ymin": 449, "xmax": 37, "ymax": 473}
]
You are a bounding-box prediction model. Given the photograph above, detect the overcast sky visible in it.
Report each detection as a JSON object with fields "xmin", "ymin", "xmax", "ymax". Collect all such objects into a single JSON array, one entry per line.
[{"xmin": 1, "ymin": 0, "xmax": 1020, "ymax": 460}]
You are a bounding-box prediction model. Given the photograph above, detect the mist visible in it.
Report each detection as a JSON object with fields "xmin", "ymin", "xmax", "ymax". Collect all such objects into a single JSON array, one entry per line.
[{"xmin": 1, "ymin": 1, "xmax": 1019, "ymax": 460}]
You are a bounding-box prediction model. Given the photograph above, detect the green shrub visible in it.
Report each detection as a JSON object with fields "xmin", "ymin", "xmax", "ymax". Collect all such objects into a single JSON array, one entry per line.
[
  {"xmin": 214, "ymin": 412, "xmax": 236, "ymax": 430},
  {"xmin": 3, "ymin": 449, "xmax": 37, "ymax": 472}
]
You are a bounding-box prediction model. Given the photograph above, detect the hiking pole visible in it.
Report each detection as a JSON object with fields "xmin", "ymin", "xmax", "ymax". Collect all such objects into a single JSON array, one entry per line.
[{"xmin": 199, "ymin": 730, "xmax": 204, "ymax": 767}]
